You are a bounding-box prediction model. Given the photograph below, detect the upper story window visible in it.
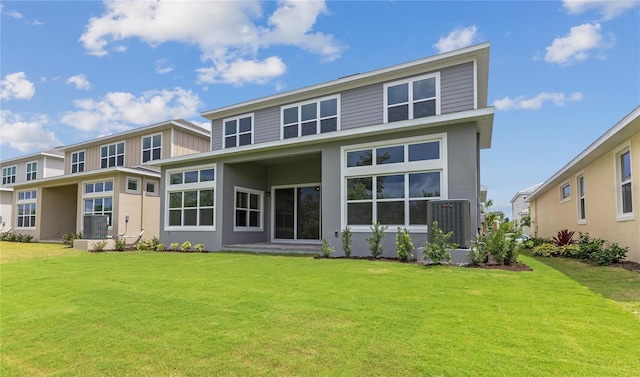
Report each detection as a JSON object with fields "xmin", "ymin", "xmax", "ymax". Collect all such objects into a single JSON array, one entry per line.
[
  {"xmin": 224, "ymin": 114, "xmax": 253, "ymax": 148},
  {"xmin": 71, "ymin": 151, "xmax": 85, "ymax": 173},
  {"xmin": 281, "ymin": 95, "xmax": 339, "ymax": 139},
  {"xmin": 101, "ymin": 141, "xmax": 125, "ymax": 168},
  {"xmin": 26, "ymin": 161, "xmax": 37, "ymax": 181},
  {"xmin": 384, "ymin": 73, "xmax": 440, "ymax": 123},
  {"xmin": 142, "ymin": 134, "xmax": 162, "ymax": 163},
  {"xmin": 2, "ymin": 165, "xmax": 16, "ymax": 184}
]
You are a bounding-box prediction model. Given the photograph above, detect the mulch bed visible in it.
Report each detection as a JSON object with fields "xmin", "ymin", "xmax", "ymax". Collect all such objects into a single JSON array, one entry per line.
[
  {"xmin": 316, "ymin": 255, "xmax": 533, "ymax": 271},
  {"xmin": 614, "ymin": 261, "xmax": 640, "ymax": 273}
]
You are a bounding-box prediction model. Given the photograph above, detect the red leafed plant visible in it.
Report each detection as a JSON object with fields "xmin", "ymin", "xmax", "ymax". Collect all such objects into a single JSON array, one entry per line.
[{"xmin": 553, "ymin": 229, "xmax": 576, "ymax": 246}]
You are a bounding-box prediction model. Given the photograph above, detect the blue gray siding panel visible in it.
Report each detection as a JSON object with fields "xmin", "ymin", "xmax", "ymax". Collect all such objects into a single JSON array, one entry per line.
[
  {"xmin": 441, "ymin": 62, "xmax": 475, "ymax": 113},
  {"xmin": 211, "ymin": 119, "xmax": 223, "ymax": 151},
  {"xmin": 341, "ymin": 84, "xmax": 383, "ymax": 130},
  {"xmin": 254, "ymin": 107, "xmax": 280, "ymax": 144}
]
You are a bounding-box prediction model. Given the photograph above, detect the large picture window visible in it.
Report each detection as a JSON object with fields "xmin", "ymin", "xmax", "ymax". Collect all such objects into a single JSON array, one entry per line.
[
  {"xmin": 281, "ymin": 96, "xmax": 339, "ymax": 139},
  {"xmin": 16, "ymin": 190, "xmax": 37, "ymax": 229},
  {"xmin": 101, "ymin": 141, "xmax": 125, "ymax": 168},
  {"xmin": 83, "ymin": 179, "xmax": 114, "ymax": 226},
  {"xmin": 26, "ymin": 161, "xmax": 37, "ymax": 181},
  {"xmin": 384, "ymin": 73, "xmax": 440, "ymax": 123},
  {"xmin": 234, "ymin": 187, "xmax": 263, "ymax": 231},
  {"xmin": 616, "ymin": 147, "xmax": 633, "ymax": 219},
  {"xmin": 2, "ymin": 165, "xmax": 16, "ymax": 184},
  {"xmin": 71, "ymin": 151, "xmax": 85, "ymax": 173},
  {"xmin": 165, "ymin": 164, "xmax": 216, "ymax": 230},
  {"xmin": 224, "ymin": 114, "xmax": 253, "ymax": 148},
  {"xmin": 142, "ymin": 134, "xmax": 162, "ymax": 163}
]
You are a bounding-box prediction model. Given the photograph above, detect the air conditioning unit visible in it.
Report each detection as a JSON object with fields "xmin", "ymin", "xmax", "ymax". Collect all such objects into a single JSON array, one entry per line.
[
  {"xmin": 426, "ymin": 199, "xmax": 471, "ymax": 248},
  {"xmin": 83, "ymin": 215, "xmax": 109, "ymax": 239}
]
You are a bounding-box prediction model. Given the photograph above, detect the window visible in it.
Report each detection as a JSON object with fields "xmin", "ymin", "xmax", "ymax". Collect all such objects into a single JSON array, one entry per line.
[
  {"xmin": 616, "ymin": 147, "xmax": 633, "ymax": 219},
  {"xmin": 126, "ymin": 177, "xmax": 141, "ymax": 194},
  {"xmin": 2, "ymin": 165, "xmax": 16, "ymax": 184},
  {"xmin": 101, "ymin": 141, "xmax": 125, "ymax": 168},
  {"xmin": 142, "ymin": 134, "xmax": 162, "ymax": 163},
  {"xmin": 560, "ymin": 183, "xmax": 571, "ymax": 202},
  {"xmin": 577, "ymin": 175, "xmax": 586, "ymax": 223},
  {"xmin": 342, "ymin": 135, "xmax": 446, "ymax": 230},
  {"xmin": 224, "ymin": 114, "xmax": 253, "ymax": 148},
  {"xmin": 83, "ymin": 179, "xmax": 114, "ymax": 226},
  {"xmin": 234, "ymin": 187, "xmax": 263, "ymax": 231},
  {"xmin": 165, "ymin": 164, "xmax": 216, "ymax": 230},
  {"xmin": 71, "ymin": 151, "xmax": 85, "ymax": 173},
  {"xmin": 281, "ymin": 96, "xmax": 339, "ymax": 139},
  {"xmin": 16, "ymin": 190, "xmax": 37, "ymax": 229},
  {"xmin": 145, "ymin": 180, "xmax": 158, "ymax": 196},
  {"xmin": 26, "ymin": 161, "xmax": 37, "ymax": 181},
  {"xmin": 384, "ymin": 73, "xmax": 440, "ymax": 123}
]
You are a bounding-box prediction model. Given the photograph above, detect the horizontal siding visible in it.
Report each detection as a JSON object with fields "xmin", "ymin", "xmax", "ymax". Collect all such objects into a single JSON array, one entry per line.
[
  {"xmin": 341, "ymin": 83, "xmax": 383, "ymax": 130},
  {"xmin": 441, "ymin": 62, "xmax": 474, "ymax": 114},
  {"xmin": 254, "ymin": 107, "xmax": 280, "ymax": 144},
  {"xmin": 211, "ymin": 119, "xmax": 223, "ymax": 151}
]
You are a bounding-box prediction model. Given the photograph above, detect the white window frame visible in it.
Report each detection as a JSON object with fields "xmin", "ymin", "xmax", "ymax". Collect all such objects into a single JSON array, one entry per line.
[
  {"xmin": 145, "ymin": 180, "xmax": 158, "ymax": 196},
  {"xmin": 100, "ymin": 141, "xmax": 125, "ymax": 169},
  {"xmin": 340, "ymin": 133, "xmax": 448, "ymax": 233},
  {"xmin": 164, "ymin": 163, "xmax": 216, "ymax": 231},
  {"xmin": 233, "ymin": 187, "xmax": 264, "ymax": 232},
  {"xmin": 71, "ymin": 150, "xmax": 85, "ymax": 173},
  {"xmin": 223, "ymin": 113, "xmax": 254, "ymax": 149},
  {"xmin": 615, "ymin": 144, "xmax": 634, "ymax": 221},
  {"xmin": 577, "ymin": 173, "xmax": 586, "ymax": 224},
  {"xmin": 141, "ymin": 133, "xmax": 163, "ymax": 163},
  {"xmin": 16, "ymin": 190, "xmax": 37, "ymax": 229},
  {"xmin": 126, "ymin": 176, "xmax": 141, "ymax": 194},
  {"xmin": 383, "ymin": 72, "xmax": 441, "ymax": 123},
  {"xmin": 560, "ymin": 181, "xmax": 571, "ymax": 203},
  {"xmin": 26, "ymin": 161, "xmax": 37, "ymax": 181},
  {"xmin": 2, "ymin": 165, "xmax": 16, "ymax": 185},
  {"xmin": 82, "ymin": 179, "xmax": 114, "ymax": 228},
  {"xmin": 280, "ymin": 95, "xmax": 341, "ymax": 139}
]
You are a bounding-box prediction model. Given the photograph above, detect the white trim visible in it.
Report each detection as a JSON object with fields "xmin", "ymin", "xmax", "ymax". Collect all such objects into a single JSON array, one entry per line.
[
  {"xmin": 576, "ymin": 173, "xmax": 586, "ymax": 225},
  {"xmin": 164, "ymin": 163, "xmax": 216, "ymax": 231},
  {"xmin": 559, "ymin": 180, "xmax": 571, "ymax": 204},
  {"xmin": 100, "ymin": 140, "xmax": 126, "ymax": 169},
  {"xmin": 223, "ymin": 113, "xmax": 254, "ymax": 149},
  {"xmin": 271, "ymin": 183, "xmax": 322, "ymax": 243},
  {"xmin": 472, "ymin": 57, "xmax": 478, "ymax": 110},
  {"xmin": 233, "ymin": 186, "xmax": 264, "ymax": 232},
  {"xmin": 126, "ymin": 176, "xmax": 141, "ymax": 194},
  {"xmin": 25, "ymin": 160, "xmax": 38, "ymax": 181},
  {"xmin": 144, "ymin": 179, "xmax": 158, "ymax": 196},
  {"xmin": 383, "ymin": 72, "xmax": 440, "ymax": 124},
  {"xmin": 141, "ymin": 132, "xmax": 163, "ymax": 164},
  {"xmin": 81, "ymin": 178, "xmax": 115, "ymax": 230},
  {"xmin": 280, "ymin": 95, "xmax": 341, "ymax": 140},
  {"xmin": 2, "ymin": 165, "xmax": 17, "ymax": 185},
  {"xmin": 614, "ymin": 143, "xmax": 634, "ymax": 221},
  {"xmin": 70, "ymin": 150, "xmax": 86, "ymax": 174}
]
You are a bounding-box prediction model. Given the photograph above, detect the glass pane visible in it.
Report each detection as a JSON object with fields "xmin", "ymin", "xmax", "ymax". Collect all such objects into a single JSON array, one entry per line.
[
  {"xmin": 94, "ymin": 198, "xmax": 103, "ymax": 212},
  {"xmin": 414, "ymin": 99, "xmax": 436, "ymax": 118},
  {"xmin": 169, "ymin": 192, "xmax": 182, "ymax": 208},
  {"xmin": 409, "ymin": 200, "xmax": 429, "ymax": 225},
  {"xmin": 622, "ymin": 182, "xmax": 633, "ymax": 213},
  {"xmin": 275, "ymin": 188, "xmax": 295, "ymax": 239},
  {"xmin": 95, "ymin": 182, "xmax": 104, "ymax": 192},
  {"xmin": 85, "ymin": 183, "xmax": 94, "ymax": 193},
  {"xmin": 236, "ymin": 209, "xmax": 247, "ymax": 227},
  {"xmin": 152, "ymin": 148, "xmax": 161, "ymax": 160},
  {"xmin": 116, "ymin": 155, "xmax": 124, "ymax": 166},
  {"xmin": 347, "ymin": 177, "xmax": 372, "ymax": 200},
  {"xmin": 283, "ymin": 125, "xmax": 298, "ymax": 139},
  {"xmin": 377, "ymin": 201, "xmax": 404, "ymax": 225},
  {"xmin": 72, "ymin": 165, "xmax": 78, "ymax": 173},
  {"xmin": 200, "ymin": 208, "xmax": 214, "ymax": 226},
  {"xmin": 101, "ymin": 146, "xmax": 108, "ymax": 157},
  {"xmin": 562, "ymin": 185, "xmax": 570, "ymax": 199},
  {"xmin": 153, "ymin": 134, "xmax": 161, "ymax": 147},
  {"xmin": 200, "ymin": 169, "xmax": 215, "ymax": 182},
  {"xmin": 225, "ymin": 136, "xmax": 237, "ymax": 148},
  {"xmin": 413, "ymin": 77, "xmax": 435, "ymax": 100},
  {"xmin": 409, "ymin": 172, "xmax": 440, "ymax": 198},
  {"xmin": 169, "ymin": 210, "xmax": 181, "ymax": 226},
  {"xmin": 301, "ymin": 103, "xmax": 317, "ymax": 121},
  {"xmin": 101, "ymin": 159, "xmax": 108, "ymax": 169},
  {"xmin": 104, "ymin": 198, "xmax": 113, "ymax": 212},
  {"xmin": 143, "ymin": 137, "xmax": 151, "ymax": 149},
  {"xmin": 621, "ymin": 152, "xmax": 631, "ymax": 181},
  {"xmin": 320, "ymin": 118, "xmax": 337, "ymax": 133},
  {"xmin": 579, "ymin": 177, "xmax": 585, "ymax": 196},
  {"xmin": 225, "ymin": 120, "xmax": 237, "ymax": 135},
  {"xmin": 200, "ymin": 190, "xmax": 214, "ymax": 207},
  {"xmin": 18, "ymin": 192, "xmax": 25, "ymax": 200},
  {"xmin": 388, "ymin": 104, "xmax": 408, "ymax": 122},
  {"xmin": 297, "ymin": 186, "xmax": 320, "ymax": 240},
  {"xmin": 409, "ymin": 141, "xmax": 439, "ymax": 161},
  {"xmin": 72, "ymin": 153, "xmax": 78, "ymax": 163},
  {"xmin": 17, "ymin": 217, "xmax": 23, "ymax": 227},
  {"xmin": 184, "ymin": 171, "xmax": 198, "ymax": 183},
  {"xmin": 184, "ymin": 191, "xmax": 197, "ymax": 207},
  {"xmin": 79, "ymin": 162, "xmax": 84, "ymax": 172},
  {"xmin": 239, "ymin": 117, "xmax": 252, "ymax": 133},
  {"xmin": 239, "ymin": 133, "xmax": 251, "ymax": 146},
  {"xmin": 320, "ymin": 98, "xmax": 337, "ymax": 117},
  {"xmin": 301, "ymin": 121, "xmax": 316, "ymax": 136},
  {"xmin": 170, "ymin": 173, "xmax": 182, "ymax": 184},
  {"xmin": 249, "ymin": 194, "xmax": 259, "ymax": 210},
  {"xmin": 146, "ymin": 182, "xmax": 156, "ymax": 193},
  {"xmin": 377, "ymin": 146, "xmax": 404, "ymax": 164},
  {"xmin": 117, "ymin": 143, "xmax": 124, "ymax": 154},
  {"xmin": 236, "ymin": 191, "xmax": 248, "ymax": 209},
  {"xmin": 377, "ymin": 174, "xmax": 404, "ymax": 199},
  {"xmin": 128, "ymin": 179, "xmax": 137, "ymax": 190},
  {"xmin": 184, "ymin": 209, "xmax": 197, "ymax": 226},
  {"xmin": 347, "ymin": 150, "xmax": 372, "ymax": 167},
  {"xmin": 249, "ymin": 211, "xmax": 259, "ymax": 227},
  {"xmin": 347, "ymin": 202, "xmax": 372, "ymax": 225},
  {"xmin": 579, "ymin": 199, "xmax": 586, "ymax": 220},
  {"xmin": 85, "ymin": 200, "xmax": 93, "ymax": 213},
  {"xmin": 109, "ymin": 144, "xmax": 115, "ymax": 155},
  {"xmin": 387, "ymin": 83, "xmax": 408, "ymax": 105},
  {"xmin": 105, "ymin": 181, "xmax": 113, "ymax": 191},
  {"xmin": 108, "ymin": 156, "xmax": 115, "ymax": 167},
  {"xmin": 143, "ymin": 150, "xmax": 151, "ymax": 162},
  {"xmin": 79, "ymin": 151, "xmax": 85, "ymax": 160},
  {"xmin": 283, "ymin": 107, "xmax": 298, "ymax": 125}
]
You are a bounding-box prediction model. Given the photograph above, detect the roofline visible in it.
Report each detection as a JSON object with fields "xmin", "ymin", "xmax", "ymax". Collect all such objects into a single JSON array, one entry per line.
[
  {"xmin": 201, "ymin": 42, "xmax": 490, "ymax": 119},
  {"xmin": 151, "ymin": 107, "xmax": 494, "ymax": 167},
  {"xmin": 527, "ymin": 105, "xmax": 640, "ymax": 202},
  {"xmin": 509, "ymin": 182, "xmax": 543, "ymax": 203},
  {"xmin": 7, "ymin": 166, "xmax": 160, "ymax": 188},
  {"xmin": 1, "ymin": 151, "xmax": 64, "ymax": 165}
]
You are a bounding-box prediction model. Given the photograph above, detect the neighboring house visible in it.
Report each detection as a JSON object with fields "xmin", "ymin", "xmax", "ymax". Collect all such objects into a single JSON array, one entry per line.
[
  {"xmin": 510, "ymin": 183, "xmax": 542, "ymax": 235},
  {"xmin": 1, "ymin": 149, "xmax": 65, "ymax": 230},
  {"xmin": 155, "ymin": 43, "xmax": 494, "ymax": 258},
  {"xmin": 527, "ymin": 106, "xmax": 639, "ymax": 263},
  {"xmin": 6, "ymin": 119, "xmax": 210, "ymax": 242}
]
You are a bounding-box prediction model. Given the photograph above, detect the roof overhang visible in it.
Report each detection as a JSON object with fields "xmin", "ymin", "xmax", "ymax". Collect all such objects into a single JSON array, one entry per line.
[
  {"xmin": 1, "ymin": 151, "xmax": 64, "ymax": 165},
  {"xmin": 7, "ymin": 167, "xmax": 160, "ymax": 189}
]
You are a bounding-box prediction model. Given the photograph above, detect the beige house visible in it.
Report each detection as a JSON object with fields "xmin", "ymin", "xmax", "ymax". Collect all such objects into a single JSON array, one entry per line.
[
  {"xmin": 6, "ymin": 119, "xmax": 210, "ymax": 242},
  {"xmin": 527, "ymin": 106, "xmax": 639, "ymax": 262}
]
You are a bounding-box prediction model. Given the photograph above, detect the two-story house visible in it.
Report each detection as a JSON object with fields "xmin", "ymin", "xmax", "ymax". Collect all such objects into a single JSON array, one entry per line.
[
  {"xmin": 510, "ymin": 183, "xmax": 542, "ymax": 235},
  {"xmin": 155, "ymin": 43, "xmax": 494, "ymax": 258},
  {"xmin": 1, "ymin": 149, "xmax": 65, "ymax": 231},
  {"xmin": 7, "ymin": 119, "xmax": 210, "ymax": 243}
]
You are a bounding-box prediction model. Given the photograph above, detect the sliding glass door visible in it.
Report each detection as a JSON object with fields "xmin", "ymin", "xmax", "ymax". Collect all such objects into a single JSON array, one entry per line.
[{"xmin": 274, "ymin": 185, "xmax": 320, "ymax": 241}]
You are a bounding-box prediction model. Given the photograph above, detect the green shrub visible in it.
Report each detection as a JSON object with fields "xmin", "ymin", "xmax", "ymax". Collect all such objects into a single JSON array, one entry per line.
[
  {"xmin": 170, "ymin": 242, "xmax": 179, "ymax": 251},
  {"xmin": 62, "ymin": 232, "xmax": 82, "ymax": 247},
  {"xmin": 155, "ymin": 243, "xmax": 167, "ymax": 252},
  {"xmin": 1, "ymin": 232, "xmax": 34, "ymax": 243},
  {"xmin": 341, "ymin": 226, "xmax": 352, "ymax": 258},
  {"xmin": 483, "ymin": 221, "xmax": 521, "ymax": 265},
  {"xmin": 114, "ymin": 236, "xmax": 127, "ymax": 251},
  {"xmin": 135, "ymin": 240, "xmax": 149, "ymax": 250},
  {"xmin": 423, "ymin": 221, "xmax": 455, "ymax": 264},
  {"xmin": 181, "ymin": 241, "xmax": 192, "ymax": 252},
  {"xmin": 577, "ymin": 232, "xmax": 605, "ymax": 261},
  {"xmin": 320, "ymin": 238, "xmax": 335, "ymax": 258},
  {"xmin": 395, "ymin": 227, "xmax": 414, "ymax": 262},
  {"xmin": 532, "ymin": 243, "xmax": 559, "ymax": 257},
  {"xmin": 590, "ymin": 243, "xmax": 628, "ymax": 266},
  {"xmin": 529, "ymin": 236, "xmax": 551, "ymax": 247},
  {"xmin": 558, "ymin": 244, "xmax": 581, "ymax": 258},
  {"xmin": 148, "ymin": 236, "xmax": 160, "ymax": 251},
  {"xmin": 92, "ymin": 240, "xmax": 107, "ymax": 252},
  {"xmin": 367, "ymin": 222, "xmax": 387, "ymax": 258},
  {"xmin": 19, "ymin": 234, "xmax": 34, "ymax": 243},
  {"xmin": 194, "ymin": 243, "xmax": 205, "ymax": 253}
]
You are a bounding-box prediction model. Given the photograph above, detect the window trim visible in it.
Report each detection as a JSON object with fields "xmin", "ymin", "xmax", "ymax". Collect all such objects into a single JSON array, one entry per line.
[
  {"xmin": 70, "ymin": 150, "xmax": 86, "ymax": 174},
  {"xmin": 614, "ymin": 144, "xmax": 634, "ymax": 221},
  {"xmin": 2, "ymin": 165, "xmax": 16, "ymax": 185},
  {"xmin": 576, "ymin": 173, "xmax": 586, "ymax": 224},
  {"xmin": 126, "ymin": 176, "xmax": 141, "ymax": 194},
  {"xmin": 164, "ymin": 163, "xmax": 216, "ymax": 231},
  {"xmin": 223, "ymin": 113, "xmax": 254, "ymax": 149},
  {"xmin": 82, "ymin": 179, "xmax": 115, "ymax": 229},
  {"xmin": 383, "ymin": 72, "xmax": 441, "ymax": 124},
  {"xmin": 100, "ymin": 141, "xmax": 126, "ymax": 169},
  {"xmin": 560, "ymin": 181, "xmax": 571, "ymax": 203},
  {"xmin": 26, "ymin": 161, "xmax": 38, "ymax": 181},
  {"xmin": 141, "ymin": 133, "xmax": 163, "ymax": 163},
  {"xmin": 233, "ymin": 187, "xmax": 264, "ymax": 232},
  {"xmin": 145, "ymin": 180, "xmax": 158, "ymax": 196},
  {"xmin": 16, "ymin": 190, "xmax": 37, "ymax": 229},
  {"xmin": 280, "ymin": 95, "xmax": 341, "ymax": 140}
]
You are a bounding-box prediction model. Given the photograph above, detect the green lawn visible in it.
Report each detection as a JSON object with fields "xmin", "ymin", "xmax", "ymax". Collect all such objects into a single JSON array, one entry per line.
[{"xmin": 1, "ymin": 242, "xmax": 639, "ymax": 376}]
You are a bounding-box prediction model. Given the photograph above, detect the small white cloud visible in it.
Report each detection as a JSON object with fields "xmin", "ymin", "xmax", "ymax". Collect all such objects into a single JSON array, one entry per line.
[
  {"xmin": 544, "ymin": 23, "xmax": 613, "ymax": 66},
  {"xmin": 563, "ymin": 0, "xmax": 639, "ymax": 20},
  {"xmin": 60, "ymin": 87, "xmax": 201, "ymax": 133},
  {"xmin": 197, "ymin": 56, "xmax": 286, "ymax": 85},
  {"xmin": 0, "ymin": 72, "xmax": 36, "ymax": 100},
  {"xmin": 66, "ymin": 74, "xmax": 91, "ymax": 90},
  {"xmin": 433, "ymin": 25, "xmax": 479, "ymax": 53},
  {"xmin": 493, "ymin": 92, "xmax": 584, "ymax": 111},
  {"xmin": 0, "ymin": 110, "xmax": 62, "ymax": 152},
  {"xmin": 155, "ymin": 58, "xmax": 175, "ymax": 74}
]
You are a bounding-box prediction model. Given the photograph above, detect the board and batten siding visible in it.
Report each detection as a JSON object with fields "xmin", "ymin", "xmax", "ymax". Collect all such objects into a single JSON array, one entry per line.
[
  {"xmin": 43, "ymin": 157, "xmax": 64, "ymax": 178},
  {"xmin": 171, "ymin": 128, "xmax": 209, "ymax": 158}
]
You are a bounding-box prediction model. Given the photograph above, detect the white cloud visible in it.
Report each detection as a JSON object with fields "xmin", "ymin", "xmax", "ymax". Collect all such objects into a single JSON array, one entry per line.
[
  {"xmin": 544, "ymin": 23, "xmax": 613, "ymax": 66},
  {"xmin": 433, "ymin": 25, "xmax": 479, "ymax": 53},
  {"xmin": 0, "ymin": 4, "xmax": 43, "ymax": 25},
  {"xmin": 60, "ymin": 87, "xmax": 201, "ymax": 133},
  {"xmin": 1, "ymin": 72, "xmax": 36, "ymax": 100},
  {"xmin": 79, "ymin": 0, "xmax": 343, "ymax": 85},
  {"xmin": 493, "ymin": 92, "xmax": 584, "ymax": 110},
  {"xmin": 0, "ymin": 111, "xmax": 62, "ymax": 152},
  {"xmin": 196, "ymin": 56, "xmax": 286, "ymax": 85},
  {"xmin": 155, "ymin": 58, "xmax": 175, "ymax": 75},
  {"xmin": 66, "ymin": 74, "xmax": 91, "ymax": 90},
  {"xmin": 563, "ymin": 0, "xmax": 639, "ymax": 20}
]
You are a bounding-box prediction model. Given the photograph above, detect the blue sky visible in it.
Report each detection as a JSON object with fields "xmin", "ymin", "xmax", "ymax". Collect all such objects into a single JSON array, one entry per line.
[{"xmin": 1, "ymin": 0, "xmax": 639, "ymax": 216}]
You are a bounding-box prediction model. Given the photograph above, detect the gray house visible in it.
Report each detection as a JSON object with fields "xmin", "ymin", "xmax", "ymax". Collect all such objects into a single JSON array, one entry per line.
[{"xmin": 155, "ymin": 43, "xmax": 494, "ymax": 257}]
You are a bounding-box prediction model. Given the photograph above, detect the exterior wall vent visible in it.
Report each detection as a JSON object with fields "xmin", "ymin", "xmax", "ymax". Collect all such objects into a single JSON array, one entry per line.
[
  {"xmin": 83, "ymin": 215, "xmax": 108, "ymax": 239},
  {"xmin": 427, "ymin": 199, "xmax": 471, "ymax": 248}
]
